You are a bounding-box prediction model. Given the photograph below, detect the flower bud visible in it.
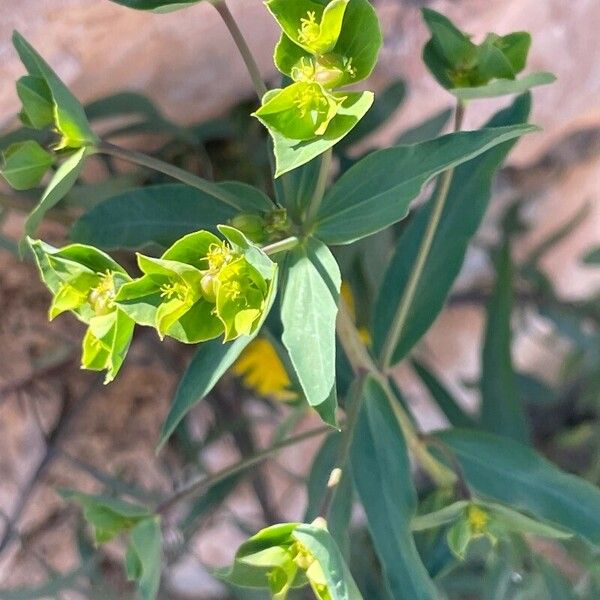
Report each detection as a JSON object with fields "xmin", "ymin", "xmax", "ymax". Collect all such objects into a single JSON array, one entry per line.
[
  {"xmin": 229, "ymin": 213, "xmax": 266, "ymax": 243},
  {"xmin": 200, "ymin": 272, "xmax": 217, "ymax": 303}
]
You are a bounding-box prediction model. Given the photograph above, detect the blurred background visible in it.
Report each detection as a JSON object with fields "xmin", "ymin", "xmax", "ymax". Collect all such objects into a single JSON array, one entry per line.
[{"xmin": 0, "ymin": 0, "xmax": 599, "ymax": 597}]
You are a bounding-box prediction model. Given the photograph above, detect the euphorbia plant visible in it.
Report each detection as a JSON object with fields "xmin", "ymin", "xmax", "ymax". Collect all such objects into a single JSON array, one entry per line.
[{"xmin": 4, "ymin": 1, "xmax": 600, "ymax": 599}]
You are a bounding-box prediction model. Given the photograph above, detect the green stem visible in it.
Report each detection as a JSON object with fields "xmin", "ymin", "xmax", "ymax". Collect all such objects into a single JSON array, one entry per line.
[
  {"xmin": 96, "ymin": 141, "xmax": 241, "ymax": 210},
  {"xmin": 262, "ymin": 236, "xmax": 299, "ymax": 256},
  {"xmin": 156, "ymin": 424, "xmax": 329, "ymax": 516},
  {"xmin": 213, "ymin": 0, "xmax": 267, "ymax": 101},
  {"xmin": 318, "ymin": 375, "xmax": 366, "ymax": 519},
  {"xmin": 335, "ymin": 299, "xmax": 456, "ymax": 487},
  {"xmin": 305, "ymin": 148, "xmax": 332, "ymax": 226},
  {"xmin": 379, "ymin": 101, "xmax": 465, "ymax": 370}
]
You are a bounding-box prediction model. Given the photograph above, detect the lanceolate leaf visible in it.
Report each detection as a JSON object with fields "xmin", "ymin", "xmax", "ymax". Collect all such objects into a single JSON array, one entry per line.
[
  {"xmin": 25, "ymin": 146, "xmax": 91, "ymax": 237},
  {"xmin": 437, "ymin": 429, "xmax": 600, "ymax": 546},
  {"xmin": 314, "ymin": 122, "xmax": 536, "ymax": 244},
  {"xmin": 158, "ymin": 337, "xmax": 257, "ymax": 450},
  {"xmin": 351, "ymin": 376, "xmax": 439, "ymax": 599},
  {"xmin": 372, "ymin": 94, "xmax": 532, "ymax": 363},
  {"xmin": 70, "ymin": 184, "xmax": 238, "ymax": 250},
  {"xmin": 480, "ymin": 240, "xmax": 529, "ymax": 443},
  {"xmin": 126, "ymin": 518, "xmax": 163, "ymax": 600},
  {"xmin": 451, "ymin": 72, "xmax": 556, "ymax": 101},
  {"xmin": 281, "ymin": 238, "xmax": 341, "ymax": 425}
]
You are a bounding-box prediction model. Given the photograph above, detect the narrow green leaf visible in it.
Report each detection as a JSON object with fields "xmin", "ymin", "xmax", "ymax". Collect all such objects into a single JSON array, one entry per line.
[
  {"xmin": 372, "ymin": 94, "xmax": 532, "ymax": 362},
  {"xmin": 315, "ymin": 122, "xmax": 536, "ymax": 244},
  {"xmin": 158, "ymin": 338, "xmax": 255, "ymax": 450},
  {"xmin": 70, "ymin": 184, "xmax": 238, "ymax": 250},
  {"xmin": 1, "ymin": 140, "xmax": 53, "ymax": 190},
  {"xmin": 395, "ymin": 108, "xmax": 452, "ymax": 145},
  {"xmin": 281, "ymin": 238, "xmax": 341, "ymax": 424},
  {"xmin": 451, "ymin": 72, "xmax": 556, "ymax": 101},
  {"xmin": 437, "ymin": 428, "xmax": 600, "ymax": 546},
  {"xmin": 127, "ymin": 518, "xmax": 163, "ymax": 600},
  {"xmin": 25, "ymin": 146, "xmax": 90, "ymax": 237},
  {"xmin": 351, "ymin": 376, "xmax": 439, "ymax": 599},
  {"xmin": 480, "ymin": 240, "xmax": 529, "ymax": 443}
]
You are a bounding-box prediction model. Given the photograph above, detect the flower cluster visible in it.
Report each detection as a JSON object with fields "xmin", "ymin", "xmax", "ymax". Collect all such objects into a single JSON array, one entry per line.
[
  {"xmin": 29, "ymin": 239, "xmax": 135, "ymax": 383},
  {"xmin": 422, "ymin": 8, "xmax": 532, "ymax": 90},
  {"xmin": 1, "ymin": 33, "xmax": 97, "ymax": 192},
  {"xmin": 221, "ymin": 521, "xmax": 357, "ymax": 599},
  {"xmin": 254, "ymin": 0, "xmax": 381, "ymax": 144},
  {"xmin": 29, "ymin": 226, "xmax": 277, "ymax": 382}
]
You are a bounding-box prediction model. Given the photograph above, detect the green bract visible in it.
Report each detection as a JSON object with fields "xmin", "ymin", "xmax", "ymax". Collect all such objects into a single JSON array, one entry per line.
[
  {"xmin": 257, "ymin": 0, "xmax": 382, "ymax": 175},
  {"xmin": 0, "ymin": 140, "xmax": 53, "ymax": 190},
  {"xmin": 412, "ymin": 500, "xmax": 571, "ymax": 560},
  {"xmin": 12, "ymin": 32, "xmax": 98, "ymax": 150},
  {"xmin": 115, "ymin": 227, "xmax": 277, "ymax": 344},
  {"xmin": 28, "ymin": 239, "xmax": 135, "ymax": 383},
  {"xmin": 422, "ymin": 9, "xmax": 555, "ymax": 99},
  {"xmin": 221, "ymin": 521, "xmax": 362, "ymax": 599}
]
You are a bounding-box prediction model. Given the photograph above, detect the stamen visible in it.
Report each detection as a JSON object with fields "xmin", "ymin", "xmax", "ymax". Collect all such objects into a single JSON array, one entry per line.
[{"xmin": 298, "ymin": 10, "xmax": 320, "ymax": 46}]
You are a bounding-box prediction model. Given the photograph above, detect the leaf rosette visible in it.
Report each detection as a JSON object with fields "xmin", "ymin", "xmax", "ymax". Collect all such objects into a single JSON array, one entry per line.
[
  {"xmin": 28, "ymin": 239, "xmax": 135, "ymax": 383},
  {"xmin": 116, "ymin": 226, "xmax": 277, "ymax": 344}
]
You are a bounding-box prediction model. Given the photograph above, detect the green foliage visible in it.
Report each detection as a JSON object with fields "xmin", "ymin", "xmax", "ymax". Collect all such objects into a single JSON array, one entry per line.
[
  {"xmin": 8, "ymin": 5, "xmax": 599, "ymax": 600},
  {"xmin": 0, "ymin": 140, "xmax": 53, "ymax": 190},
  {"xmin": 12, "ymin": 32, "xmax": 98, "ymax": 148},
  {"xmin": 70, "ymin": 184, "xmax": 238, "ymax": 250},
  {"xmin": 352, "ymin": 376, "xmax": 439, "ymax": 599},
  {"xmin": 258, "ymin": 0, "xmax": 382, "ymax": 175},
  {"xmin": 480, "ymin": 239, "xmax": 529, "ymax": 443},
  {"xmin": 28, "ymin": 238, "xmax": 135, "ymax": 383},
  {"xmin": 281, "ymin": 238, "xmax": 341, "ymax": 425},
  {"xmin": 25, "ymin": 146, "xmax": 91, "ymax": 237},
  {"xmin": 62, "ymin": 490, "xmax": 162, "ymax": 599},
  {"xmin": 116, "ymin": 227, "xmax": 277, "ymax": 343},
  {"xmin": 372, "ymin": 93, "xmax": 531, "ymax": 363},
  {"xmin": 221, "ymin": 521, "xmax": 361, "ymax": 599},
  {"xmin": 438, "ymin": 429, "xmax": 600, "ymax": 546},
  {"xmin": 315, "ymin": 123, "xmax": 535, "ymax": 244},
  {"xmin": 422, "ymin": 9, "xmax": 555, "ymax": 99}
]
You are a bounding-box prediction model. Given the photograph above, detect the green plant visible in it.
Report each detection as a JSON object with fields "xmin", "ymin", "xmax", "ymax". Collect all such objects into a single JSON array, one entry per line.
[{"xmin": 2, "ymin": 1, "xmax": 599, "ymax": 599}]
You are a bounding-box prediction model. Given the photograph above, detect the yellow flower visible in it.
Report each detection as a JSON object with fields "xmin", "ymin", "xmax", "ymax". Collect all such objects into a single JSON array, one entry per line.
[
  {"xmin": 467, "ymin": 505, "xmax": 489, "ymax": 534},
  {"xmin": 232, "ymin": 338, "xmax": 297, "ymax": 402}
]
